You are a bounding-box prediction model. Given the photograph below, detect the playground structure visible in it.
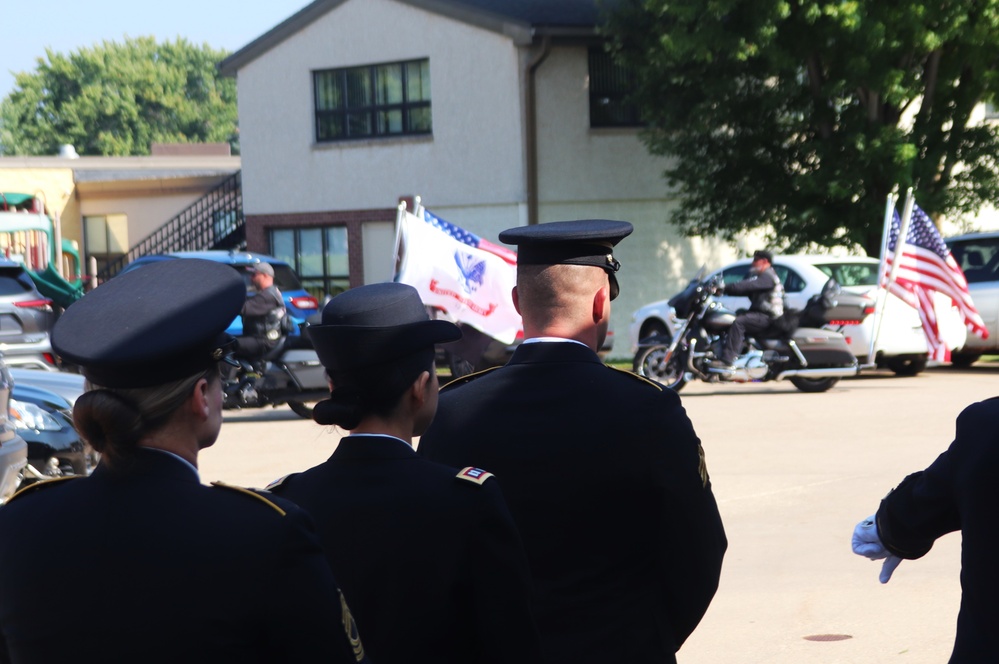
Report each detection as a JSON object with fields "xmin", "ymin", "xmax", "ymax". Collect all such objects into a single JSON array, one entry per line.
[{"xmin": 0, "ymin": 193, "xmax": 84, "ymax": 309}]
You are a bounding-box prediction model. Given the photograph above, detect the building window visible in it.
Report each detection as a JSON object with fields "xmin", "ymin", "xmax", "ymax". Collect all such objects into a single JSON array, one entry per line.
[
  {"xmin": 588, "ymin": 47, "xmax": 642, "ymax": 128},
  {"xmin": 314, "ymin": 59, "xmax": 432, "ymax": 142},
  {"xmin": 84, "ymin": 214, "xmax": 128, "ymax": 276},
  {"xmin": 270, "ymin": 226, "xmax": 349, "ymax": 301}
]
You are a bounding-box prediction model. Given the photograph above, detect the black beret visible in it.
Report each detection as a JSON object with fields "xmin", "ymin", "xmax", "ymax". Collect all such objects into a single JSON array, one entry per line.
[
  {"xmin": 498, "ymin": 219, "xmax": 634, "ymax": 299},
  {"xmin": 52, "ymin": 259, "xmax": 245, "ymax": 388},
  {"xmin": 307, "ymin": 282, "xmax": 461, "ymax": 371}
]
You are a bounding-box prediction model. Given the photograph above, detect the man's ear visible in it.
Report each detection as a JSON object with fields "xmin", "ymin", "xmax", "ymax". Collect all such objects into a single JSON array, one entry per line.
[
  {"xmin": 512, "ymin": 286, "xmax": 521, "ymax": 315},
  {"xmin": 592, "ymin": 285, "xmax": 609, "ymax": 323},
  {"xmin": 412, "ymin": 370, "xmax": 431, "ymax": 406}
]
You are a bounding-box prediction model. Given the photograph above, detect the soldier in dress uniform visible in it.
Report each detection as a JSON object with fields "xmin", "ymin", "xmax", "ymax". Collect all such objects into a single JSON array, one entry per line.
[
  {"xmin": 852, "ymin": 396, "xmax": 999, "ymax": 662},
  {"xmin": 267, "ymin": 282, "xmax": 542, "ymax": 664},
  {"xmin": 0, "ymin": 259, "xmax": 365, "ymax": 664},
  {"xmin": 418, "ymin": 219, "xmax": 728, "ymax": 664}
]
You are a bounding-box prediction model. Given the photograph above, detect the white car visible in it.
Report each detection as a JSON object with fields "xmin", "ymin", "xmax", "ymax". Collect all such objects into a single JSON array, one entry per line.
[{"xmin": 628, "ymin": 255, "xmax": 930, "ymax": 376}]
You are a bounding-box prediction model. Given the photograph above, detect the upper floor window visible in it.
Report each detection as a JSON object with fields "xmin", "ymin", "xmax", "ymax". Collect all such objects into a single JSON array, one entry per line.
[
  {"xmin": 588, "ymin": 47, "xmax": 642, "ymax": 128},
  {"xmin": 314, "ymin": 59, "xmax": 432, "ymax": 142}
]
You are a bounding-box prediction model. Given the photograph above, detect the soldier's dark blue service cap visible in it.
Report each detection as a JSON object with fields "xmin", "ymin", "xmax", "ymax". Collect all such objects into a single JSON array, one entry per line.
[
  {"xmin": 498, "ymin": 219, "xmax": 634, "ymax": 299},
  {"xmin": 308, "ymin": 282, "xmax": 461, "ymax": 371},
  {"xmin": 51, "ymin": 259, "xmax": 245, "ymax": 389}
]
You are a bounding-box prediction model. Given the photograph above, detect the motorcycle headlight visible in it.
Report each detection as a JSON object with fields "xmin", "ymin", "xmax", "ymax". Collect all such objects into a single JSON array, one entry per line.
[{"xmin": 9, "ymin": 399, "xmax": 64, "ymax": 431}]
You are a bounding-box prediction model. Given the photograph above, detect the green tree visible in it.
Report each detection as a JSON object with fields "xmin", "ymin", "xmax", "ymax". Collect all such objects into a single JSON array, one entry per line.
[
  {"xmin": 0, "ymin": 36, "xmax": 238, "ymax": 156},
  {"xmin": 605, "ymin": 0, "xmax": 999, "ymax": 255}
]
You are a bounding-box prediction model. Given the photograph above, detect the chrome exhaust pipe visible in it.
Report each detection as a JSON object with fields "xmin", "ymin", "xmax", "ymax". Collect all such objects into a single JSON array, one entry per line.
[{"xmin": 776, "ymin": 365, "xmax": 859, "ymax": 380}]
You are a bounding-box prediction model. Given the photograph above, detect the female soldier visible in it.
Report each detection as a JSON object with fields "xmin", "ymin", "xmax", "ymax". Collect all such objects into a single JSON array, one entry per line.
[
  {"xmin": 268, "ymin": 282, "xmax": 542, "ymax": 664},
  {"xmin": 0, "ymin": 259, "xmax": 364, "ymax": 664}
]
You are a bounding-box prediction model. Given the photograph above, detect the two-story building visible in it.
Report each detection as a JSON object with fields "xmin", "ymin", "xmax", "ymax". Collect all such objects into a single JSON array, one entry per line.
[{"xmin": 220, "ymin": 0, "xmax": 752, "ymax": 352}]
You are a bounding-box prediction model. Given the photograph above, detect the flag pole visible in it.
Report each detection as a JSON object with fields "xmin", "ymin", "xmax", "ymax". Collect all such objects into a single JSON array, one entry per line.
[
  {"xmin": 392, "ymin": 199, "xmax": 408, "ymax": 281},
  {"xmin": 872, "ymin": 188, "xmax": 916, "ymax": 363},
  {"xmin": 866, "ymin": 191, "xmax": 898, "ymax": 364},
  {"xmin": 887, "ymin": 188, "xmax": 916, "ymax": 290}
]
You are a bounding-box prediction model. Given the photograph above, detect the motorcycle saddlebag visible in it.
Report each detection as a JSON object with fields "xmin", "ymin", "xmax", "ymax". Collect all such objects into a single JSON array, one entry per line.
[{"xmin": 789, "ymin": 328, "xmax": 857, "ymax": 365}]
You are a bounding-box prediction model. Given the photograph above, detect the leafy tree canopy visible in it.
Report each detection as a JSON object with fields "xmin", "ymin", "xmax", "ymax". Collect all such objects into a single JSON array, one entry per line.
[
  {"xmin": 0, "ymin": 36, "xmax": 238, "ymax": 156},
  {"xmin": 605, "ymin": 0, "xmax": 999, "ymax": 255}
]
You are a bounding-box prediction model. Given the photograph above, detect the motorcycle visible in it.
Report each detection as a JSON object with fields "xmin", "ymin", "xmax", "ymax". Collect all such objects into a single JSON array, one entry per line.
[
  {"xmin": 224, "ymin": 327, "xmax": 328, "ymax": 419},
  {"xmin": 633, "ymin": 270, "xmax": 865, "ymax": 393}
]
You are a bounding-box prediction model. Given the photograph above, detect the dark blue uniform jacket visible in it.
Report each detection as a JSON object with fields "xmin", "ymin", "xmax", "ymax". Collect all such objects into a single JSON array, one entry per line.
[
  {"xmin": 877, "ymin": 397, "xmax": 999, "ymax": 663},
  {"xmin": 271, "ymin": 434, "xmax": 542, "ymax": 664},
  {"xmin": 419, "ymin": 341, "xmax": 727, "ymax": 664},
  {"xmin": 0, "ymin": 448, "xmax": 361, "ymax": 664}
]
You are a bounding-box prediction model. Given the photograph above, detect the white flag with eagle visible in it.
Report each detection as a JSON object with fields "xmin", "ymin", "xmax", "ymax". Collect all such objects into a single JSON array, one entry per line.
[{"xmin": 394, "ymin": 206, "xmax": 521, "ymax": 344}]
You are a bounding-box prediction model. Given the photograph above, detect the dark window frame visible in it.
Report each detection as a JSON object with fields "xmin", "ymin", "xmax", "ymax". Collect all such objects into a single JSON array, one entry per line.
[
  {"xmin": 588, "ymin": 47, "xmax": 643, "ymax": 128},
  {"xmin": 313, "ymin": 58, "xmax": 432, "ymax": 142},
  {"xmin": 269, "ymin": 226, "xmax": 350, "ymax": 300}
]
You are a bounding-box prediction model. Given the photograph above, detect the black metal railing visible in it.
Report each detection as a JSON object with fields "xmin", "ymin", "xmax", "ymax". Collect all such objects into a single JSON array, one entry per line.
[{"xmin": 98, "ymin": 171, "xmax": 245, "ymax": 281}]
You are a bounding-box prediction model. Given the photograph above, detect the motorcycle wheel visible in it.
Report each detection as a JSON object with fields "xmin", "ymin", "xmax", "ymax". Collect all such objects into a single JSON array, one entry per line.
[
  {"xmin": 287, "ymin": 400, "xmax": 315, "ymax": 419},
  {"xmin": 789, "ymin": 376, "xmax": 839, "ymax": 393},
  {"xmin": 633, "ymin": 344, "xmax": 688, "ymax": 392}
]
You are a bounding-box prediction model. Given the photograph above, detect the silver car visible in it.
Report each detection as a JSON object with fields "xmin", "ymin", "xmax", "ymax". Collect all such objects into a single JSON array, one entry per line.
[
  {"xmin": 944, "ymin": 232, "xmax": 999, "ymax": 366},
  {"xmin": 0, "ymin": 259, "xmax": 57, "ymax": 371},
  {"xmin": 0, "ymin": 360, "xmax": 29, "ymax": 504}
]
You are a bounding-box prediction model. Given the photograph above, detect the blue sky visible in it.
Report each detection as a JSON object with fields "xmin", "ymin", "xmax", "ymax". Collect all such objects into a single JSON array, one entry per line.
[{"xmin": 0, "ymin": 0, "xmax": 312, "ymax": 101}]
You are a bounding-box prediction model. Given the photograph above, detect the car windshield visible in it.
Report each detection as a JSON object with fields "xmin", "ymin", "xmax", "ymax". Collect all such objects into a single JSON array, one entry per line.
[
  {"xmin": 946, "ymin": 237, "xmax": 999, "ymax": 283},
  {"xmin": 812, "ymin": 262, "xmax": 879, "ymax": 287}
]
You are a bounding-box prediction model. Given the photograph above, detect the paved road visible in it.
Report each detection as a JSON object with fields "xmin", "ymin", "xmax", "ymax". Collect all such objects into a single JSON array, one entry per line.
[{"xmin": 201, "ymin": 365, "xmax": 999, "ymax": 663}]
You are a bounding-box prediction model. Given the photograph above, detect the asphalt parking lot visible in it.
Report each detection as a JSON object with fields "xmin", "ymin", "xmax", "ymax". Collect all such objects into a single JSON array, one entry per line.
[{"xmin": 202, "ymin": 365, "xmax": 998, "ymax": 663}]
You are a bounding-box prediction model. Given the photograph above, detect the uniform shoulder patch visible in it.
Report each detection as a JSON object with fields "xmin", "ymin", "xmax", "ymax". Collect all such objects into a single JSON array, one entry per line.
[
  {"xmin": 210, "ymin": 481, "xmax": 287, "ymax": 516},
  {"xmin": 440, "ymin": 366, "xmax": 501, "ymax": 392},
  {"xmin": 456, "ymin": 467, "xmax": 494, "ymax": 485},
  {"xmin": 609, "ymin": 365, "xmax": 664, "ymax": 391},
  {"xmin": 6, "ymin": 476, "xmax": 78, "ymax": 503},
  {"xmin": 265, "ymin": 474, "xmax": 293, "ymax": 491}
]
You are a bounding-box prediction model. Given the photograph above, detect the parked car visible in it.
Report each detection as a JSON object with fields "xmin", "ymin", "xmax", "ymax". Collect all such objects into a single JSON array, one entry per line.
[
  {"xmin": 120, "ymin": 251, "xmax": 320, "ymax": 333},
  {"xmin": 0, "ymin": 360, "xmax": 28, "ymax": 504},
  {"xmin": 944, "ymin": 231, "xmax": 999, "ymax": 366},
  {"xmin": 0, "ymin": 258, "xmax": 59, "ymax": 371},
  {"xmin": 629, "ymin": 255, "xmax": 930, "ymax": 376},
  {"xmin": 6, "ymin": 368, "xmax": 91, "ymax": 482},
  {"xmin": 8, "ymin": 367, "xmax": 86, "ymax": 406}
]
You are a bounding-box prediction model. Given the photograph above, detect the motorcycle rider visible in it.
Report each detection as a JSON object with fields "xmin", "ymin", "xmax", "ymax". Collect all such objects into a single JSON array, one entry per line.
[
  {"xmin": 715, "ymin": 249, "xmax": 784, "ymax": 370},
  {"xmin": 233, "ymin": 262, "xmax": 286, "ymax": 369}
]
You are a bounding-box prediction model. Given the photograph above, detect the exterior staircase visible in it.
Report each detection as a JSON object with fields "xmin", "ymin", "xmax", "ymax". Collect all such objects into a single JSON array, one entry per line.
[{"xmin": 98, "ymin": 171, "xmax": 245, "ymax": 281}]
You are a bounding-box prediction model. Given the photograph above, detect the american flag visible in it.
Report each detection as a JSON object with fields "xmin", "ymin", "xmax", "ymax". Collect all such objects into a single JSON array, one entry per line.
[{"xmin": 883, "ymin": 203, "xmax": 988, "ymax": 362}]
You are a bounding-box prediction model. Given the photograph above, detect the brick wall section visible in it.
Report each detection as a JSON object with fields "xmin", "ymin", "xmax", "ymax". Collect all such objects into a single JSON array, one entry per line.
[{"xmin": 245, "ymin": 208, "xmax": 396, "ymax": 288}]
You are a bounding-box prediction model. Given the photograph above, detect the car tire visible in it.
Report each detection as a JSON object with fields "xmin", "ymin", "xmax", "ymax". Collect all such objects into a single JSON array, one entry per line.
[
  {"xmin": 886, "ymin": 355, "xmax": 928, "ymax": 377},
  {"xmin": 950, "ymin": 351, "xmax": 982, "ymax": 368}
]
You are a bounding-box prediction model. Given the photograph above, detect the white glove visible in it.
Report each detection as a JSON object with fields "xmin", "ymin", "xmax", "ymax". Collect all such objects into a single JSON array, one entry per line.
[{"xmin": 852, "ymin": 515, "xmax": 902, "ymax": 584}]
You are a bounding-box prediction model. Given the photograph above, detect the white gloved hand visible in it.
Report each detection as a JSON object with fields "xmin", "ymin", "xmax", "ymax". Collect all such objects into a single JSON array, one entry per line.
[
  {"xmin": 879, "ymin": 555, "xmax": 902, "ymax": 584},
  {"xmin": 852, "ymin": 515, "xmax": 902, "ymax": 583}
]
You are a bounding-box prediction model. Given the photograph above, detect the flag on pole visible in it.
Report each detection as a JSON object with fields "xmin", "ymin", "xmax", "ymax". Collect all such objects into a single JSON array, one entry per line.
[
  {"xmin": 883, "ymin": 203, "xmax": 988, "ymax": 362},
  {"xmin": 395, "ymin": 207, "xmax": 521, "ymax": 344}
]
